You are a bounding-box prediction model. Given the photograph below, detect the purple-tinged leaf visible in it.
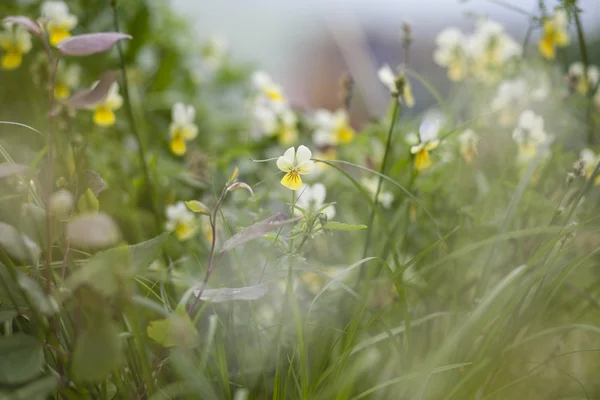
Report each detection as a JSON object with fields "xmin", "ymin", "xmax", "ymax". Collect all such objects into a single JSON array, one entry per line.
[
  {"xmin": 57, "ymin": 32, "xmax": 132, "ymax": 56},
  {"xmin": 226, "ymin": 182, "xmax": 254, "ymax": 201},
  {"xmin": 67, "ymin": 70, "xmax": 119, "ymax": 109},
  {"xmin": 3, "ymin": 16, "xmax": 42, "ymax": 36},
  {"xmin": 220, "ymin": 213, "xmax": 300, "ymax": 253}
]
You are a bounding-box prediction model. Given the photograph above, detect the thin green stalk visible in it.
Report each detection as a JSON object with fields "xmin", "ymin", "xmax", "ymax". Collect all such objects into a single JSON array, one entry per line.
[
  {"xmin": 109, "ymin": 0, "xmax": 161, "ymax": 230},
  {"xmin": 360, "ymin": 99, "xmax": 400, "ymax": 277}
]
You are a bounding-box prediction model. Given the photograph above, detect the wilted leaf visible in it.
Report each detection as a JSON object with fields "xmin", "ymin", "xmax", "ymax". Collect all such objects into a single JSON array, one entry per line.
[
  {"xmin": 76, "ymin": 188, "xmax": 99, "ymax": 213},
  {"xmin": 147, "ymin": 305, "xmax": 199, "ymax": 348},
  {"xmin": 226, "ymin": 167, "xmax": 239, "ymax": 185},
  {"xmin": 193, "ymin": 282, "xmax": 269, "ymax": 303},
  {"xmin": 67, "ymin": 212, "xmax": 121, "ymax": 249},
  {"xmin": 0, "ymin": 222, "xmax": 40, "ymax": 263},
  {"xmin": 1, "ymin": 375, "xmax": 59, "ymax": 400},
  {"xmin": 72, "ymin": 321, "xmax": 122, "ymax": 382},
  {"xmin": 84, "ymin": 169, "xmax": 107, "ymax": 196},
  {"xmin": 0, "ymin": 334, "xmax": 43, "ymax": 385},
  {"xmin": 57, "ymin": 32, "xmax": 132, "ymax": 56},
  {"xmin": 220, "ymin": 213, "xmax": 300, "ymax": 253},
  {"xmin": 0, "ymin": 164, "xmax": 27, "ymax": 179},
  {"xmin": 323, "ymin": 222, "xmax": 368, "ymax": 231},
  {"xmin": 130, "ymin": 232, "xmax": 170, "ymax": 271},
  {"xmin": 67, "ymin": 71, "xmax": 119, "ymax": 110},
  {"xmin": 226, "ymin": 182, "xmax": 254, "ymax": 201},
  {"xmin": 184, "ymin": 200, "xmax": 210, "ymax": 215},
  {"xmin": 3, "ymin": 16, "xmax": 42, "ymax": 36}
]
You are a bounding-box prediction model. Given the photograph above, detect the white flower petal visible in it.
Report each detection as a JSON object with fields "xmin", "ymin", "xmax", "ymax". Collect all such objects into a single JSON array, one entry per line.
[
  {"xmin": 296, "ymin": 145, "xmax": 312, "ymax": 164},
  {"xmin": 296, "ymin": 160, "xmax": 315, "ymax": 175}
]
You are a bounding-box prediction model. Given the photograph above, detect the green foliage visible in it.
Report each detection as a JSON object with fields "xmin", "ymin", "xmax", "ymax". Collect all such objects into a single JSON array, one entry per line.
[
  {"xmin": 71, "ymin": 320, "xmax": 123, "ymax": 382},
  {"xmin": 0, "ymin": 334, "xmax": 44, "ymax": 385}
]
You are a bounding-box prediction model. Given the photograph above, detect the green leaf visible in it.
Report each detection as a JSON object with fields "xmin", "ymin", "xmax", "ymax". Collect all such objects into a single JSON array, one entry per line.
[
  {"xmin": 130, "ymin": 232, "xmax": 170, "ymax": 272},
  {"xmin": 17, "ymin": 273, "xmax": 58, "ymax": 316},
  {"xmin": 323, "ymin": 221, "xmax": 368, "ymax": 231},
  {"xmin": 0, "ymin": 334, "xmax": 44, "ymax": 385},
  {"xmin": 147, "ymin": 305, "xmax": 199, "ymax": 348},
  {"xmin": 71, "ymin": 320, "xmax": 123, "ymax": 382},
  {"xmin": 0, "ymin": 375, "xmax": 59, "ymax": 400},
  {"xmin": 76, "ymin": 188, "xmax": 99, "ymax": 213},
  {"xmin": 0, "ymin": 222, "xmax": 40, "ymax": 263},
  {"xmin": 221, "ymin": 213, "xmax": 300, "ymax": 253},
  {"xmin": 0, "ymin": 306, "xmax": 17, "ymax": 323},
  {"xmin": 184, "ymin": 200, "xmax": 210, "ymax": 215}
]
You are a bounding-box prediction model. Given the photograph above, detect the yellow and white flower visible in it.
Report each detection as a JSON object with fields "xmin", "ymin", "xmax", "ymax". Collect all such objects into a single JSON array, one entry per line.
[
  {"xmin": 91, "ymin": 82, "xmax": 123, "ymax": 127},
  {"xmin": 201, "ymin": 36, "xmax": 228, "ymax": 69},
  {"xmin": 253, "ymin": 104, "xmax": 298, "ymax": 145},
  {"xmin": 459, "ymin": 129, "xmax": 479, "ymax": 164},
  {"xmin": 165, "ymin": 202, "xmax": 198, "ymax": 241},
  {"xmin": 469, "ymin": 20, "xmax": 521, "ymax": 83},
  {"xmin": 512, "ymin": 110, "xmax": 548, "ymax": 164},
  {"xmin": 579, "ymin": 149, "xmax": 600, "ymax": 185},
  {"xmin": 54, "ymin": 61, "xmax": 81, "ymax": 100},
  {"xmin": 41, "ymin": 1, "xmax": 78, "ymax": 46},
  {"xmin": 276, "ymin": 145, "xmax": 315, "ymax": 191},
  {"xmin": 378, "ymin": 64, "xmax": 414, "ymax": 107},
  {"xmin": 0, "ymin": 22, "xmax": 32, "ymax": 70},
  {"xmin": 434, "ymin": 27, "xmax": 470, "ymax": 82},
  {"xmin": 539, "ymin": 9, "xmax": 569, "ymax": 60},
  {"xmin": 169, "ymin": 103, "xmax": 198, "ymax": 156},
  {"xmin": 252, "ymin": 70, "xmax": 286, "ymax": 108},
  {"xmin": 410, "ymin": 119, "xmax": 441, "ymax": 171},
  {"xmin": 295, "ymin": 183, "xmax": 335, "ymax": 220},
  {"xmin": 362, "ymin": 177, "xmax": 393, "ymax": 209},
  {"xmin": 567, "ymin": 62, "xmax": 599, "ymax": 95},
  {"xmin": 313, "ymin": 109, "xmax": 354, "ymax": 147}
]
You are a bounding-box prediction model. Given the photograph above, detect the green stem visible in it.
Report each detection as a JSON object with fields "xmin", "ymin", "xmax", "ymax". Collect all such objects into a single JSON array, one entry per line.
[
  {"xmin": 109, "ymin": 0, "xmax": 161, "ymax": 230},
  {"xmin": 359, "ymin": 99, "xmax": 401, "ymax": 279}
]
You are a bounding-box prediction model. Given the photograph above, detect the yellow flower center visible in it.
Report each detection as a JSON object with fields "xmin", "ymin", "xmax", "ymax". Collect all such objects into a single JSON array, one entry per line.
[
  {"xmin": 335, "ymin": 123, "xmax": 354, "ymax": 144},
  {"xmin": 170, "ymin": 133, "xmax": 187, "ymax": 156},
  {"xmin": 49, "ymin": 26, "xmax": 71, "ymax": 47},
  {"xmin": 175, "ymin": 222, "xmax": 194, "ymax": 241},
  {"xmin": 415, "ymin": 148, "xmax": 432, "ymax": 171},
  {"xmin": 54, "ymin": 83, "xmax": 70, "ymax": 100},
  {"xmin": 93, "ymin": 106, "xmax": 116, "ymax": 127},
  {"xmin": 1, "ymin": 48, "xmax": 23, "ymax": 70},
  {"xmin": 265, "ymin": 87, "xmax": 284, "ymax": 103},
  {"xmin": 281, "ymin": 170, "xmax": 302, "ymax": 191}
]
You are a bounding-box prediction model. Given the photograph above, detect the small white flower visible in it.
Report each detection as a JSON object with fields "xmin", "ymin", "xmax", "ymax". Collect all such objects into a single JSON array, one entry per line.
[
  {"xmin": 433, "ymin": 27, "xmax": 469, "ymax": 81},
  {"xmin": 410, "ymin": 118, "xmax": 441, "ymax": 171},
  {"xmin": 252, "ymin": 70, "xmax": 286, "ymax": 106},
  {"xmin": 276, "ymin": 145, "xmax": 315, "ymax": 191},
  {"xmin": 165, "ymin": 202, "xmax": 198, "ymax": 241},
  {"xmin": 169, "ymin": 103, "xmax": 198, "ymax": 156},
  {"xmin": 512, "ymin": 110, "xmax": 549, "ymax": 163},
  {"xmin": 568, "ymin": 62, "xmax": 600, "ymax": 95},
  {"xmin": 0, "ymin": 22, "xmax": 32, "ymax": 70},
  {"xmin": 362, "ymin": 177, "xmax": 393, "ymax": 209},
  {"xmin": 41, "ymin": 1, "xmax": 78, "ymax": 46},
  {"xmin": 312, "ymin": 109, "xmax": 354, "ymax": 147},
  {"xmin": 378, "ymin": 64, "xmax": 398, "ymax": 94},
  {"xmin": 579, "ymin": 148, "xmax": 600, "ymax": 184},
  {"xmin": 296, "ymin": 183, "xmax": 336, "ymax": 219},
  {"xmin": 91, "ymin": 82, "xmax": 123, "ymax": 127},
  {"xmin": 459, "ymin": 129, "xmax": 479, "ymax": 164}
]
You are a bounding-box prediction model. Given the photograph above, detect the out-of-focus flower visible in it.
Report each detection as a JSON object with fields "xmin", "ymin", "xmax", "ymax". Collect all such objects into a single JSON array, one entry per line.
[
  {"xmin": 300, "ymin": 267, "xmax": 346, "ymax": 294},
  {"xmin": 54, "ymin": 61, "xmax": 81, "ymax": 100},
  {"xmin": 378, "ymin": 64, "xmax": 415, "ymax": 107},
  {"xmin": 567, "ymin": 62, "xmax": 599, "ymax": 95},
  {"xmin": 90, "ymin": 82, "xmax": 123, "ymax": 127},
  {"xmin": 165, "ymin": 202, "xmax": 198, "ymax": 241},
  {"xmin": 539, "ymin": 9, "xmax": 569, "ymax": 60},
  {"xmin": 512, "ymin": 110, "xmax": 548, "ymax": 164},
  {"xmin": 410, "ymin": 119, "xmax": 441, "ymax": 171},
  {"xmin": 0, "ymin": 22, "xmax": 32, "ymax": 70},
  {"xmin": 252, "ymin": 70, "xmax": 286, "ymax": 108},
  {"xmin": 313, "ymin": 109, "xmax": 354, "ymax": 147},
  {"xmin": 469, "ymin": 19, "xmax": 521, "ymax": 84},
  {"xmin": 433, "ymin": 28, "xmax": 470, "ymax": 81},
  {"xmin": 169, "ymin": 103, "xmax": 198, "ymax": 156},
  {"xmin": 459, "ymin": 129, "xmax": 479, "ymax": 164},
  {"xmin": 276, "ymin": 145, "xmax": 315, "ymax": 191},
  {"xmin": 295, "ymin": 183, "xmax": 335, "ymax": 220},
  {"xmin": 41, "ymin": 1, "xmax": 78, "ymax": 46},
  {"xmin": 201, "ymin": 36, "xmax": 227, "ymax": 69},
  {"xmin": 579, "ymin": 149, "xmax": 600, "ymax": 185},
  {"xmin": 362, "ymin": 177, "xmax": 393, "ymax": 209}
]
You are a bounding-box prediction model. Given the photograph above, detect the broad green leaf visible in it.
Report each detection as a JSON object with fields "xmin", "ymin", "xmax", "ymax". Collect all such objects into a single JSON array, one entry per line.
[
  {"xmin": 323, "ymin": 221, "xmax": 368, "ymax": 231},
  {"xmin": 17, "ymin": 273, "xmax": 58, "ymax": 316},
  {"xmin": 76, "ymin": 188, "xmax": 99, "ymax": 213},
  {"xmin": 0, "ymin": 222, "xmax": 40, "ymax": 263},
  {"xmin": 0, "ymin": 375, "xmax": 59, "ymax": 400},
  {"xmin": 147, "ymin": 305, "xmax": 199, "ymax": 348},
  {"xmin": 71, "ymin": 320, "xmax": 123, "ymax": 382},
  {"xmin": 0, "ymin": 334, "xmax": 43, "ymax": 385},
  {"xmin": 184, "ymin": 200, "xmax": 210, "ymax": 215},
  {"xmin": 20, "ymin": 203, "xmax": 46, "ymax": 250},
  {"xmin": 130, "ymin": 232, "xmax": 170, "ymax": 271}
]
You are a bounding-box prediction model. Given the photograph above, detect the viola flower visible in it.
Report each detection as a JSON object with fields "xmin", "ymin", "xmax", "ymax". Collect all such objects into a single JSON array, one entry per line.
[
  {"xmin": 579, "ymin": 149, "xmax": 600, "ymax": 185},
  {"xmin": 377, "ymin": 64, "xmax": 414, "ymax": 107},
  {"xmin": 169, "ymin": 103, "xmax": 198, "ymax": 156},
  {"xmin": 0, "ymin": 22, "xmax": 32, "ymax": 70},
  {"xmin": 433, "ymin": 27, "xmax": 470, "ymax": 81},
  {"xmin": 410, "ymin": 119, "xmax": 441, "ymax": 171},
  {"xmin": 41, "ymin": 1, "xmax": 78, "ymax": 46},
  {"xmin": 201, "ymin": 36, "xmax": 228, "ymax": 69},
  {"xmin": 295, "ymin": 183, "xmax": 336, "ymax": 220},
  {"xmin": 91, "ymin": 82, "xmax": 123, "ymax": 127},
  {"xmin": 362, "ymin": 177, "xmax": 393, "ymax": 209},
  {"xmin": 276, "ymin": 145, "xmax": 315, "ymax": 191},
  {"xmin": 459, "ymin": 129, "xmax": 479, "ymax": 164},
  {"xmin": 512, "ymin": 110, "xmax": 548, "ymax": 163},
  {"xmin": 165, "ymin": 202, "xmax": 198, "ymax": 241},
  {"xmin": 252, "ymin": 70, "xmax": 286, "ymax": 107},
  {"xmin": 253, "ymin": 104, "xmax": 298, "ymax": 145},
  {"xmin": 54, "ymin": 61, "xmax": 81, "ymax": 100},
  {"xmin": 538, "ymin": 9, "xmax": 569, "ymax": 60},
  {"xmin": 313, "ymin": 109, "xmax": 354, "ymax": 147},
  {"xmin": 567, "ymin": 62, "xmax": 600, "ymax": 95}
]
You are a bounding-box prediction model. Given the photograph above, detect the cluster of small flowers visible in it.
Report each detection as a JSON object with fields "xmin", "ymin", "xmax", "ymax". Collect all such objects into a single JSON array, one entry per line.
[{"xmin": 434, "ymin": 19, "xmax": 522, "ymax": 84}]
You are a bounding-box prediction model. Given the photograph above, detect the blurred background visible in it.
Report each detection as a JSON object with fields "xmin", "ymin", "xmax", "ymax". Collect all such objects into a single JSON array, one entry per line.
[{"xmin": 174, "ymin": 0, "xmax": 600, "ymax": 119}]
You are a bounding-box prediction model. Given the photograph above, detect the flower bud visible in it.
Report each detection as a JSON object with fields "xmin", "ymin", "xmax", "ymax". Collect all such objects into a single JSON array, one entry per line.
[{"xmin": 50, "ymin": 189, "xmax": 74, "ymax": 218}]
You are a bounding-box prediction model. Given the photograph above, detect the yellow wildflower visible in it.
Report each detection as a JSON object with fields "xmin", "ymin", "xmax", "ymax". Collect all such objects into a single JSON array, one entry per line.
[
  {"xmin": 41, "ymin": 1, "xmax": 78, "ymax": 46},
  {"xmin": 0, "ymin": 23, "xmax": 32, "ymax": 70},
  {"xmin": 276, "ymin": 145, "xmax": 315, "ymax": 191},
  {"xmin": 539, "ymin": 9, "xmax": 569, "ymax": 60},
  {"xmin": 169, "ymin": 103, "xmax": 198, "ymax": 156},
  {"xmin": 91, "ymin": 82, "xmax": 123, "ymax": 127}
]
